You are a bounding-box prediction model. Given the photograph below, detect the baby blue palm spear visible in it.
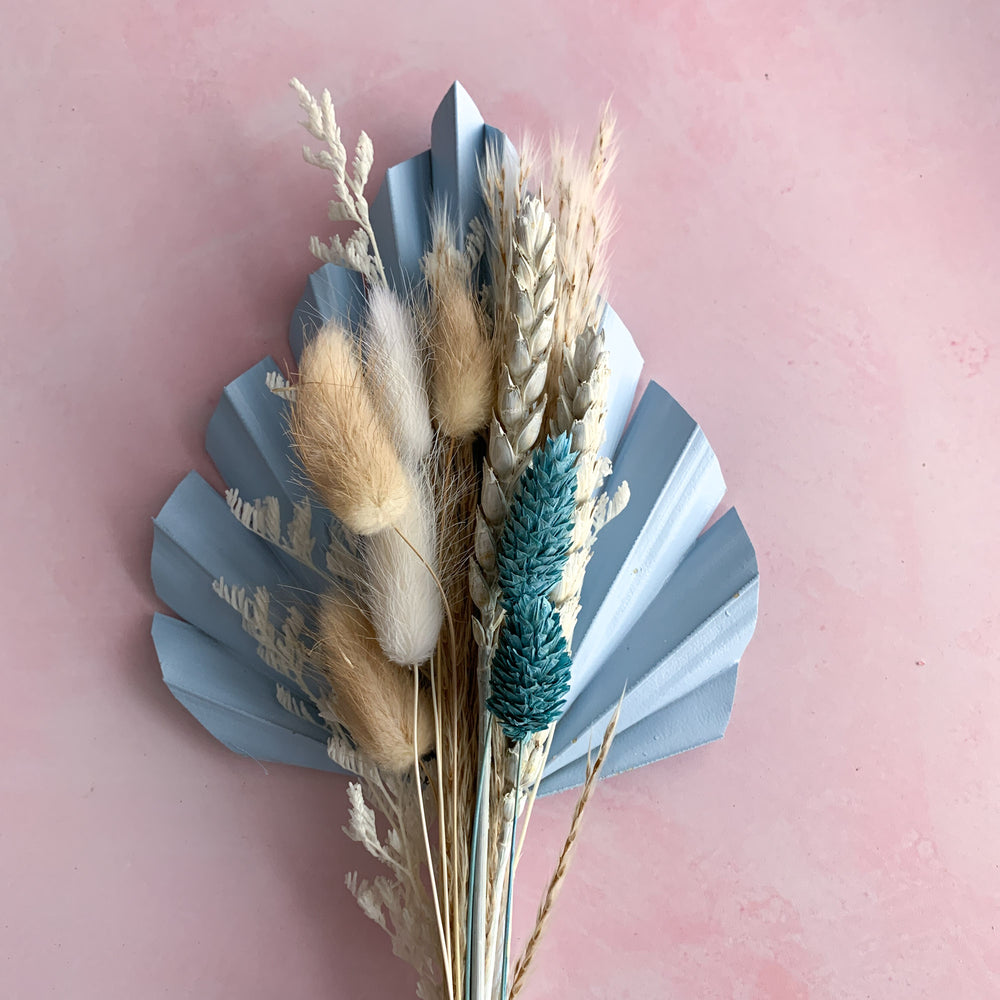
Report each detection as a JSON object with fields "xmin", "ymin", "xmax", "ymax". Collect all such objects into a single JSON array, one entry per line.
[{"xmin": 477, "ymin": 434, "xmax": 577, "ymax": 999}]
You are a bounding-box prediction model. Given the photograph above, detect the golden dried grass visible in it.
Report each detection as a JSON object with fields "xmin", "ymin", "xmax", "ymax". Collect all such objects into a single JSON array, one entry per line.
[
  {"xmin": 314, "ymin": 592, "xmax": 435, "ymax": 773},
  {"xmin": 291, "ymin": 321, "xmax": 412, "ymax": 536}
]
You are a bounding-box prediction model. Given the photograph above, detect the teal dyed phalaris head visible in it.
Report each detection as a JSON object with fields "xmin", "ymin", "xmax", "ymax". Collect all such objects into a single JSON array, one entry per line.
[
  {"xmin": 488, "ymin": 435, "xmax": 577, "ymax": 742},
  {"xmin": 486, "ymin": 593, "xmax": 572, "ymax": 742},
  {"xmin": 496, "ymin": 433, "xmax": 577, "ymax": 607}
]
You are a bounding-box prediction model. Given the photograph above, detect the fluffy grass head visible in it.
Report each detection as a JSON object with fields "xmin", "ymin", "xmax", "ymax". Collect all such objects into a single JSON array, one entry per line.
[
  {"xmin": 423, "ymin": 210, "xmax": 495, "ymax": 439},
  {"xmin": 364, "ymin": 476, "xmax": 444, "ymax": 667},
  {"xmin": 291, "ymin": 321, "xmax": 413, "ymax": 536},
  {"xmin": 315, "ymin": 591, "xmax": 435, "ymax": 773}
]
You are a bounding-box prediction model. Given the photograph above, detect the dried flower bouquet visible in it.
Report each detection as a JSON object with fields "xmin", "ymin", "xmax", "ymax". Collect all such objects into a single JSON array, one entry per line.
[{"xmin": 151, "ymin": 80, "xmax": 760, "ymax": 1000}]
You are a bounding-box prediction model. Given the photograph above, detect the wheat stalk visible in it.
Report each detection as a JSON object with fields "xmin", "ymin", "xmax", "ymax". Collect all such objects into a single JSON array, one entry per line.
[
  {"xmin": 467, "ymin": 186, "xmax": 558, "ymax": 1000},
  {"xmin": 549, "ymin": 322, "xmax": 630, "ymax": 644}
]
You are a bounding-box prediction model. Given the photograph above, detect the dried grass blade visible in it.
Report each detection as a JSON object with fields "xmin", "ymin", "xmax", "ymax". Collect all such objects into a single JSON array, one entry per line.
[{"xmin": 508, "ymin": 698, "xmax": 622, "ymax": 999}]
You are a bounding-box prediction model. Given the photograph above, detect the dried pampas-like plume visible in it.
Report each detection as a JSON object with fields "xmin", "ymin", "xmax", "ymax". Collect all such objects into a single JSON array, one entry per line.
[
  {"xmin": 364, "ymin": 477, "xmax": 444, "ymax": 667},
  {"xmin": 291, "ymin": 321, "xmax": 413, "ymax": 536},
  {"xmin": 364, "ymin": 283, "xmax": 435, "ymax": 465},
  {"xmin": 544, "ymin": 103, "xmax": 617, "ymax": 422},
  {"xmin": 422, "ymin": 211, "xmax": 494, "ymax": 439},
  {"xmin": 314, "ymin": 593, "xmax": 435, "ymax": 774}
]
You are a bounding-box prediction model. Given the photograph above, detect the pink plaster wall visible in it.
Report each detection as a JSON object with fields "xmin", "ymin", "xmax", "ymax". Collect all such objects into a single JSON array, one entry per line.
[{"xmin": 2, "ymin": 1, "xmax": 998, "ymax": 997}]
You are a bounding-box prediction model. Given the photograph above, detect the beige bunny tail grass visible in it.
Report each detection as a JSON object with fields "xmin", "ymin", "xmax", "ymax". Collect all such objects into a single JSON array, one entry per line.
[
  {"xmin": 291, "ymin": 322, "xmax": 413, "ymax": 536},
  {"xmin": 423, "ymin": 215, "xmax": 495, "ymax": 439},
  {"xmin": 508, "ymin": 701, "xmax": 621, "ymax": 999},
  {"xmin": 314, "ymin": 592, "xmax": 435, "ymax": 774},
  {"xmin": 364, "ymin": 283, "xmax": 435, "ymax": 465},
  {"xmin": 364, "ymin": 477, "xmax": 443, "ymax": 667}
]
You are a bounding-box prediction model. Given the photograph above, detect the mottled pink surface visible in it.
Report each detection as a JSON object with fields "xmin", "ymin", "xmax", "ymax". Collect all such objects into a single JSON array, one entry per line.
[{"xmin": 2, "ymin": 1, "xmax": 998, "ymax": 997}]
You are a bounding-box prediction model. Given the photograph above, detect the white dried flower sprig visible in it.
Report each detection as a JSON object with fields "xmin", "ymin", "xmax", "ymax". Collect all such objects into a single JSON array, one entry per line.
[
  {"xmin": 291, "ymin": 78, "xmax": 386, "ymax": 285},
  {"xmin": 334, "ymin": 750, "xmax": 443, "ymax": 999},
  {"xmin": 212, "ymin": 578, "xmax": 313, "ymax": 694}
]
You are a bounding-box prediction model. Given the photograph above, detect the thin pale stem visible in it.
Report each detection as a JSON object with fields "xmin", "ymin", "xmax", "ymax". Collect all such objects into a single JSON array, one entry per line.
[
  {"xmin": 512, "ymin": 726, "xmax": 555, "ymax": 871},
  {"xmin": 500, "ymin": 741, "xmax": 523, "ymax": 1000},
  {"xmin": 465, "ymin": 717, "xmax": 492, "ymax": 1000},
  {"xmin": 429, "ymin": 654, "xmax": 453, "ymax": 984},
  {"xmin": 414, "ymin": 666, "xmax": 454, "ymax": 1000}
]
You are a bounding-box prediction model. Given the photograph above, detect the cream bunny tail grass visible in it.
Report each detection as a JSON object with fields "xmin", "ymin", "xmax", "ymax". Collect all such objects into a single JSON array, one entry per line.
[
  {"xmin": 364, "ymin": 477, "xmax": 444, "ymax": 667},
  {"xmin": 364, "ymin": 283, "xmax": 435, "ymax": 466},
  {"xmin": 422, "ymin": 212, "xmax": 494, "ymax": 440},
  {"xmin": 291, "ymin": 321, "xmax": 413, "ymax": 536},
  {"xmin": 314, "ymin": 593, "xmax": 435, "ymax": 774}
]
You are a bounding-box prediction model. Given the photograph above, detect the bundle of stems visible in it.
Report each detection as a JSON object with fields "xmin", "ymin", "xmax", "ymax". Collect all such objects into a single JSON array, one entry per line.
[{"xmin": 240, "ymin": 81, "xmax": 626, "ymax": 1000}]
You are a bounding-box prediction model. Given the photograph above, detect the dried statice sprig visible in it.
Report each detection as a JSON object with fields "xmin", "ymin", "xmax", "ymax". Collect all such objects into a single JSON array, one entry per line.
[{"xmin": 291, "ymin": 78, "xmax": 386, "ymax": 285}]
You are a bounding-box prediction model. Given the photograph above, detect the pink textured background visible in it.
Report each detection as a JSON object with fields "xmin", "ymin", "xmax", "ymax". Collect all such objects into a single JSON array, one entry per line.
[{"xmin": 2, "ymin": 1, "xmax": 998, "ymax": 997}]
